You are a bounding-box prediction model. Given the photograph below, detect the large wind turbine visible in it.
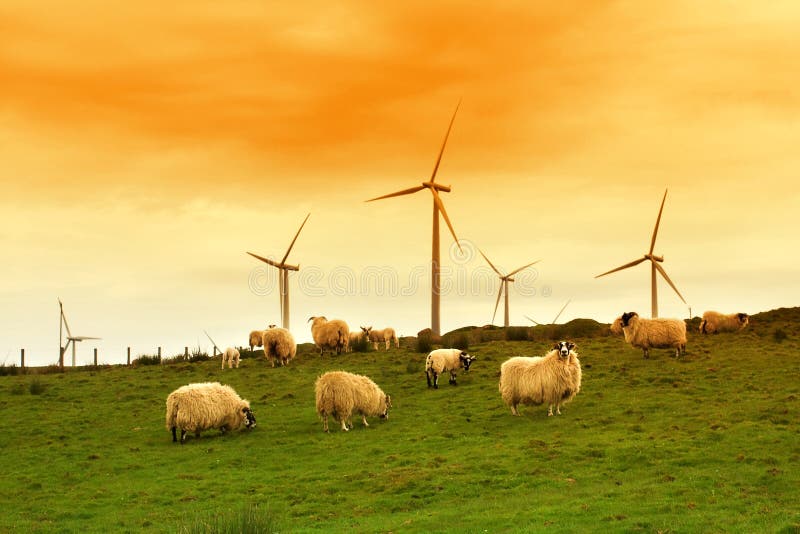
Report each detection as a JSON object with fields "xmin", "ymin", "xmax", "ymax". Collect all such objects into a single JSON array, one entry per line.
[
  {"xmin": 366, "ymin": 102, "xmax": 463, "ymax": 336},
  {"xmin": 58, "ymin": 299, "xmax": 101, "ymax": 368},
  {"xmin": 479, "ymin": 249, "xmax": 540, "ymax": 327},
  {"xmin": 595, "ymin": 189, "xmax": 686, "ymax": 317},
  {"xmin": 247, "ymin": 213, "xmax": 310, "ymax": 331}
]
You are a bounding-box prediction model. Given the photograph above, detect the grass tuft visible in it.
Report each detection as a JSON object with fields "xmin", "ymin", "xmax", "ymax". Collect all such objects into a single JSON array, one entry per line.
[
  {"xmin": 29, "ymin": 378, "xmax": 46, "ymax": 395},
  {"xmin": 416, "ymin": 334, "xmax": 433, "ymax": 353},
  {"xmin": 773, "ymin": 328, "xmax": 788, "ymax": 343},
  {"xmin": 178, "ymin": 503, "xmax": 282, "ymax": 534}
]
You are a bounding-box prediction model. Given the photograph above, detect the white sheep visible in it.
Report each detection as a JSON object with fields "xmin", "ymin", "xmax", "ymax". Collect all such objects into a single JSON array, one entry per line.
[
  {"xmin": 499, "ymin": 341, "xmax": 582, "ymax": 417},
  {"xmin": 165, "ymin": 382, "xmax": 256, "ymax": 444},
  {"xmin": 308, "ymin": 316, "xmax": 349, "ymax": 355},
  {"xmin": 700, "ymin": 311, "xmax": 749, "ymax": 334},
  {"xmin": 314, "ymin": 371, "xmax": 391, "ymax": 432},
  {"xmin": 262, "ymin": 327, "xmax": 297, "ymax": 367},
  {"xmin": 620, "ymin": 311, "xmax": 686, "ymax": 359},
  {"xmin": 221, "ymin": 347, "xmax": 240, "ymax": 370},
  {"xmin": 425, "ymin": 348, "xmax": 476, "ymax": 389},
  {"xmin": 361, "ymin": 326, "xmax": 400, "ymax": 351}
]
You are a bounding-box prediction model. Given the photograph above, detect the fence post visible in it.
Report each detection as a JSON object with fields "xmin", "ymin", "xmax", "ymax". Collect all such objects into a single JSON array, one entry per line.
[
  {"xmin": 158, "ymin": 346, "xmax": 162, "ymax": 364},
  {"xmin": 94, "ymin": 348, "xmax": 98, "ymax": 366},
  {"xmin": 185, "ymin": 346, "xmax": 189, "ymax": 358},
  {"xmin": 127, "ymin": 347, "xmax": 131, "ymax": 366},
  {"xmin": 21, "ymin": 348, "xmax": 25, "ymax": 369}
]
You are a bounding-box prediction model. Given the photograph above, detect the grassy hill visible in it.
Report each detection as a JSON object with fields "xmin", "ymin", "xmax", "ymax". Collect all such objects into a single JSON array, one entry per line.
[{"xmin": 1, "ymin": 308, "xmax": 798, "ymax": 532}]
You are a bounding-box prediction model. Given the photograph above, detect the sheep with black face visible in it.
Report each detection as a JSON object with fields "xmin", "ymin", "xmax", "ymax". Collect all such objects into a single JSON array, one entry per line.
[
  {"xmin": 425, "ymin": 348, "xmax": 476, "ymax": 388},
  {"xmin": 165, "ymin": 382, "xmax": 256, "ymax": 444}
]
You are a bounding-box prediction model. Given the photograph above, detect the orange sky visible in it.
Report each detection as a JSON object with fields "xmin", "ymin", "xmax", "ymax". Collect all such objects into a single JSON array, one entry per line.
[{"xmin": 2, "ymin": 1, "xmax": 799, "ymax": 365}]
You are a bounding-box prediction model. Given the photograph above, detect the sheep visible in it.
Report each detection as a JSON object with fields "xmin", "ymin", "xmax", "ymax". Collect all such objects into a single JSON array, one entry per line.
[
  {"xmin": 425, "ymin": 348, "xmax": 476, "ymax": 389},
  {"xmin": 417, "ymin": 327, "xmax": 443, "ymax": 344},
  {"xmin": 610, "ymin": 316, "xmax": 624, "ymax": 336},
  {"xmin": 248, "ymin": 330, "xmax": 266, "ymax": 351},
  {"xmin": 308, "ymin": 316, "xmax": 349, "ymax": 355},
  {"xmin": 314, "ymin": 371, "xmax": 391, "ymax": 432},
  {"xmin": 499, "ymin": 341, "xmax": 582, "ymax": 417},
  {"xmin": 262, "ymin": 327, "xmax": 297, "ymax": 367},
  {"xmin": 700, "ymin": 311, "xmax": 749, "ymax": 334},
  {"xmin": 361, "ymin": 326, "xmax": 400, "ymax": 351},
  {"xmin": 620, "ymin": 311, "xmax": 686, "ymax": 359},
  {"xmin": 346, "ymin": 330, "xmax": 365, "ymax": 352},
  {"xmin": 221, "ymin": 347, "xmax": 240, "ymax": 370},
  {"xmin": 165, "ymin": 382, "xmax": 256, "ymax": 444}
]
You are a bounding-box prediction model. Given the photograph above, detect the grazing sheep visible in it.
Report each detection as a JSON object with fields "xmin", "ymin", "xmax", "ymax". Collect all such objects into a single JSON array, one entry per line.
[
  {"xmin": 361, "ymin": 326, "xmax": 400, "ymax": 351},
  {"xmin": 308, "ymin": 316, "xmax": 349, "ymax": 355},
  {"xmin": 425, "ymin": 348, "xmax": 476, "ymax": 389},
  {"xmin": 314, "ymin": 371, "xmax": 391, "ymax": 432},
  {"xmin": 620, "ymin": 312, "xmax": 686, "ymax": 359},
  {"xmin": 610, "ymin": 316, "xmax": 624, "ymax": 336},
  {"xmin": 700, "ymin": 311, "xmax": 749, "ymax": 334},
  {"xmin": 165, "ymin": 382, "xmax": 256, "ymax": 444},
  {"xmin": 221, "ymin": 347, "xmax": 240, "ymax": 370},
  {"xmin": 417, "ymin": 327, "xmax": 443, "ymax": 344},
  {"xmin": 248, "ymin": 330, "xmax": 266, "ymax": 351},
  {"xmin": 262, "ymin": 327, "xmax": 297, "ymax": 367},
  {"xmin": 499, "ymin": 341, "xmax": 582, "ymax": 417}
]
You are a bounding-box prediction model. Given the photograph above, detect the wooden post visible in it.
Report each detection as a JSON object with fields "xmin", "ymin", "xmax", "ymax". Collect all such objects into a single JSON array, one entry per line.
[
  {"xmin": 93, "ymin": 348, "xmax": 98, "ymax": 366},
  {"xmin": 127, "ymin": 347, "xmax": 131, "ymax": 366},
  {"xmin": 185, "ymin": 346, "xmax": 189, "ymax": 358},
  {"xmin": 158, "ymin": 346, "xmax": 162, "ymax": 363},
  {"xmin": 20, "ymin": 348, "xmax": 25, "ymax": 369}
]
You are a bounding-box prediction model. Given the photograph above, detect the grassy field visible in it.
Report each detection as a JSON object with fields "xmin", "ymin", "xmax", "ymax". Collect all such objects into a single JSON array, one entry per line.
[{"xmin": 1, "ymin": 309, "xmax": 798, "ymax": 533}]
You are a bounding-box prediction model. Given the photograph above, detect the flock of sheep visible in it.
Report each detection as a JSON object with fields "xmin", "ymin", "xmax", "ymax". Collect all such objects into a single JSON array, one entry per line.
[{"xmin": 165, "ymin": 309, "xmax": 749, "ymax": 442}]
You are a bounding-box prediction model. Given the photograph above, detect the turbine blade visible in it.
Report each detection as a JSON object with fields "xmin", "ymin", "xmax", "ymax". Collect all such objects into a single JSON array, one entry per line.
[
  {"xmin": 70, "ymin": 336, "xmax": 101, "ymax": 341},
  {"xmin": 492, "ymin": 284, "xmax": 503, "ymax": 325},
  {"xmin": 365, "ymin": 185, "xmax": 426, "ymax": 202},
  {"xmin": 507, "ymin": 259, "xmax": 541, "ymax": 277},
  {"xmin": 654, "ymin": 262, "xmax": 687, "ymax": 304},
  {"xmin": 595, "ymin": 257, "xmax": 647, "ymax": 278},
  {"xmin": 281, "ymin": 213, "xmax": 311, "ymax": 265},
  {"xmin": 246, "ymin": 252, "xmax": 282, "ymax": 269},
  {"xmin": 649, "ymin": 189, "xmax": 668, "ymax": 255},
  {"xmin": 524, "ymin": 315, "xmax": 541, "ymax": 325},
  {"xmin": 203, "ymin": 330, "xmax": 221, "ymax": 353},
  {"xmin": 431, "ymin": 189, "xmax": 462, "ymax": 253},
  {"xmin": 61, "ymin": 305, "xmax": 72, "ymax": 338},
  {"xmin": 429, "ymin": 99, "xmax": 461, "ymax": 184},
  {"xmin": 478, "ymin": 249, "xmax": 503, "ymax": 276},
  {"xmin": 552, "ymin": 299, "xmax": 571, "ymax": 324}
]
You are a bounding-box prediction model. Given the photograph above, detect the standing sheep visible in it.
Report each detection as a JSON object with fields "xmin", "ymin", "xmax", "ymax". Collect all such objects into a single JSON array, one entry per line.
[
  {"xmin": 361, "ymin": 326, "xmax": 400, "ymax": 351},
  {"xmin": 425, "ymin": 348, "xmax": 476, "ymax": 389},
  {"xmin": 499, "ymin": 341, "xmax": 582, "ymax": 417},
  {"xmin": 262, "ymin": 327, "xmax": 297, "ymax": 367},
  {"xmin": 308, "ymin": 316, "xmax": 349, "ymax": 355},
  {"xmin": 314, "ymin": 371, "xmax": 391, "ymax": 432},
  {"xmin": 620, "ymin": 312, "xmax": 686, "ymax": 359},
  {"xmin": 165, "ymin": 382, "xmax": 256, "ymax": 444},
  {"xmin": 699, "ymin": 311, "xmax": 749, "ymax": 334},
  {"xmin": 221, "ymin": 347, "xmax": 240, "ymax": 369}
]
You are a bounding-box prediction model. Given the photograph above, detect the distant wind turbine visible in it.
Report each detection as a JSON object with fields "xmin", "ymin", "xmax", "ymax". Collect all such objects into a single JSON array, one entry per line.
[
  {"xmin": 479, "ymin": 249, "xmax": 540, "ymax": 327},
  {"xmin": 247, "ymin": 213, "xmax": 310, "ymax": 331},
  {"xmin": 525, "ymin": 299, "xmax": 571, "ymax": 326},
  {"xmin": 366, "ymin": 101, "xmax": 464, "ymax": 336},
  {"xmin": 58, "ymin": 299, "xmax": 101, "ymax": 368},
  {"xmin": 203, "ymin": 330, "xmax": 221, "ymax": 356},
  {"xmin": 594, "ymin": 189, "xmax": 686, "ymax": 317}
]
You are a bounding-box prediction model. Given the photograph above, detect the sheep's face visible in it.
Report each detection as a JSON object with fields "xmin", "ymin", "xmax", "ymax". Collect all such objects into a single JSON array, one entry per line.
[
  {"xmin": 361, "ymin": 326, "xmax": 371, "ymax": 336},
  {"xmin": 621, "ymin": 312, "xmax": 638, "ymax": 327},
  {"xmin": 554, "ymin": 341, "xmax": 576, "ymax": 359},
  {"xmin": 243, "ymin": 407, "xmax": 257, "ymax": 429},
  {"xmin": 737, "ymin": 313, "xmax": 749, "ymax": 326},
  {"xmin": 380, "ymin": 395, "xmax": 392, "ymax": 419},
  {"xmin": 460, "ymin": 352, "xmax": 476, "ymax": 371}
]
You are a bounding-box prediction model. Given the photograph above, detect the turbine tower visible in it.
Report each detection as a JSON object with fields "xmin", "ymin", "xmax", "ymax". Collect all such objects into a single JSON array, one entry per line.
[
  {"xmin": 366, "ymin": 101, "xmax": 464, "ymax": 336},
  {"xmin": 595, "ymin": 189, "xmax": 686, "ymax": 317},
  {"xmin": 247, "ymin": 213, "xmax": 310, "ymax": 331}
]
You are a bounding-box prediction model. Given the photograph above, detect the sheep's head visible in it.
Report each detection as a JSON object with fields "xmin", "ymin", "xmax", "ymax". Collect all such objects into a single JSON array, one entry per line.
[
  {"xmin": 459, "ymin": 351, "xmax": 476, "ymax": 371},
  {"xmin": 361, "ymin": 326, "xmax": 372, "ymax": 335},
  {"xmin": 268, "ymin": 324, "xmax": 276, "ymax": 329},
  {"xmin": 737, "ymin": 313, "xmax": 749, "ymax": 326},
  {"xmin": 553, "ymin": 341, "xmax": 576, "ymax": 358},
  {"xmin": 242, "ymin": 406, "xmax": 257, "ymax": 429},
  {"xmin": 621, "ymin": 312, "xmax": 638, "ymax": 327},
  {"xmin": 380, "ymin": 395, "xmax": 392, "ymax": 419}
]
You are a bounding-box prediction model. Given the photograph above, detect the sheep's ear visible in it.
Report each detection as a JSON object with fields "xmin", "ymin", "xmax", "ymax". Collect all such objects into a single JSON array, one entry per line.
[
  {"xmin": 552, "ymin": 342, "xmax": 560, "ymax": 350},
  {"xmin": 308, "ymin": 317, "xmax": 314, "ymax": 322},
  {"xmin": 568, "ymin": 342, "xmax": 576, "ymax": 351}
]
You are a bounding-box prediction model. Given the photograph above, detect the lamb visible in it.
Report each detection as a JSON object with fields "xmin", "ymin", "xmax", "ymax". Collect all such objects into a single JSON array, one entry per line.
[
  {"xmin": 165, "ymin": 382, "xmax": 256, "ymax": 444},
  {"xmin": 314, "ymin": 371, "xmax": 391, "ymax": 432},
  {"xmin": 221, "ymin": 347, "xmax": 240, "ymax": 369},
  {"xmin": 361, "ymin": 326, "xmax": 400, "ymax": 351},
  {"xmin": 699, "ymin": 311, "xmax": 749, "ymax": 334},
  {"xmin": 262, "ymin": 327, "xmax": 297, "ymax": 367},
  {"xmin": 308, "ymin": 316, "xmax": 349, "ymax": 355},
  {"xmin": 620, "ymin": 311, "xmax": 686, "ymax": 359},
  {"xmin": 425, "ymin": 348, "xmax": 476, "ymax": 389},
  {"xmin": 499, "ymin": 341, "xmax": 582, "ymax": 417}
]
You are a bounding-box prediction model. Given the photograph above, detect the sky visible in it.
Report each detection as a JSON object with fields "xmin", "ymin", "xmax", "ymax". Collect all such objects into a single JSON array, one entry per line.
[{"xmin": 2, "ymin": 1, "xmax": 799, "ymax": 366}]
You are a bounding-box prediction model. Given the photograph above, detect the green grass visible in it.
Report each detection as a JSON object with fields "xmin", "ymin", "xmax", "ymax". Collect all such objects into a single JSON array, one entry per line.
[{"xmin": 1, "ymin": 309, "xmax": 799, "ymax": 532}]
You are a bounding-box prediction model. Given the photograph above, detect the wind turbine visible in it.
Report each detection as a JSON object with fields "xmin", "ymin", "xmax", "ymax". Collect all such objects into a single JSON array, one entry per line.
[
  {"xmin": 479, "ymin": 249, "xmax": 540, "ymax": 327},
  {"xmin": 595, "ymin": 189, "xmax": 686, "ymax": 317},
  {"xmin": 525, "ymin": 299, "xmax": 571, "ymax": 325},
  {"xmin": 247, "ymin": 213, "xmax": 310, "ymax": 331},
  {"xmin": 366, "ymin": 101, "xmax": 464, "ymax": 336},
  {"xmin": 58, "ymin": 299, "xmax": 101, "ymax": 368},
  {"xmin": 203, "ymin": 330, "xmax": 221, "ymax": 357}
]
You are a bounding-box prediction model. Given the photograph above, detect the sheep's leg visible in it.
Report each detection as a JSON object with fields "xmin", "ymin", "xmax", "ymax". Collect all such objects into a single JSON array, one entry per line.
[
  {"xmin": 362, "ymin": 415, "xmax": 369, "ymax": 427},
  {"xmin": 340, "ymin": 418, "xmax": 349, "ymax": 432},
  {"xmin": 180, "ymin": 430, "xmax": 188, "ymax": 444},
  {"xmin": 426, "ymin": 370, "xmax": 432, "ymax": 388},
  {"xmin": 385, "ymin": 340, "xmax": 390, "ymax": 350},
  {"xmin": 449, "ymin": 372, "xmax": 457, "ymax": 385},
  {"xmin": 643, "ymin": 348, "xmax": 649, "ymax": 359},
  {"xmin": 433, "ymin": 372, "xmax": 439, "ymax": 389},
  {"xmin": 547, "ymin": 405, "xmax": 554, "ymax": 416},
  {"xmin": 322, "ymin": 414, "xmax": 329, "ymax": 433},
  {"xmin": 510, "ymin": 404, "xmax": 520, "ymax": 416},
  {"xmin": 171, "ymin": 427, "xmax": 177, "ymax": 442},
  {"xmin": 555, "ymin": 404, "xmax": 562, "ymax": 415}
]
